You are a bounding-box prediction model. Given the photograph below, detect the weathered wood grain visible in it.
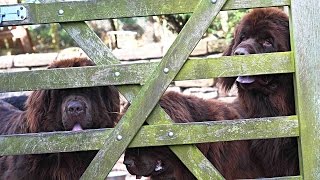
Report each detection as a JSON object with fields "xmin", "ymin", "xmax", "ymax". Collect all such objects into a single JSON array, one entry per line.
[
  {"xmin": 0, "ymin": 52, "xmax": 293, "ymax": 92},
  {"xmin": 0, "ymin": 115, "xmax": 298, "ymax": 156},
  {"xmin": 291, "ymin": 1, "xmax": 320, "ymax": 179}
]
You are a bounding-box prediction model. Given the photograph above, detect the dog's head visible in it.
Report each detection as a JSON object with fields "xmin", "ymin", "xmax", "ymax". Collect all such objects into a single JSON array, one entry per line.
[
  {"xmin": 219, "ymin": 8, "xmax": 291, "ymax": 94},
  {"xmin": 124, "ymin": 147, "xmax": 188, "ymax": 179},
  {"xmin": 224, "ymin": 8, "xmax": 290, "ymax": 56},
  {"xmin": 25, "ymin": 58, "xmax": 120, "ymax": 132}
]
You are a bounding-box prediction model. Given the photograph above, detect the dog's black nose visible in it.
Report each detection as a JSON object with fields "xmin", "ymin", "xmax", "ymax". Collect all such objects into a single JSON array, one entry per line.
[
  {"xmin": 66, "ymin": 101, "xmax": 84, "ymax": 115},
  {"xmin": 123, "ymin": 159, "xmax": 135, "ymax": 167},
  {"xmin": 234, "ymin": 48, "xmax": 249, "ymax": 55}
]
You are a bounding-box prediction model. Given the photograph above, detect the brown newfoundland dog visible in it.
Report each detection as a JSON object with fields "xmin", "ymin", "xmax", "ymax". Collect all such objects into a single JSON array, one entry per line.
[
  {"xmin": 219, "ymin": 8, "xmax": 299, "ymax": 177},
  {"xmin": 0, "ymin": 58, "xmax": 120, "ymax": 179},
  {"xmin": 124, "ymin": 91, "xmax": 263, "ymax": 180}
]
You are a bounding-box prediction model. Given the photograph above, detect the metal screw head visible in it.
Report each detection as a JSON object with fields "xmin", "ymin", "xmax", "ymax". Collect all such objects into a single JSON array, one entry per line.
[
  {"xmin": 163, "ymin": 68, "xmax": 169, "ymax": 74},
  {"xmin": 211, "ymin": 0, "xmax": 217, "ymax": 3},
  {"xmin": 115, "ymin": 72, "xmax": 120, "ymax": 77},
  {"xmin": 116, "ymin": 135, "xmax": 123, "ymax": 141},
  {"xmin": 168, "ymin": 131, "xmax": 174, "ymax": 137},
  {"xmin": 58, "ymin": 9, "xmax": 64, "ymax": 15}
]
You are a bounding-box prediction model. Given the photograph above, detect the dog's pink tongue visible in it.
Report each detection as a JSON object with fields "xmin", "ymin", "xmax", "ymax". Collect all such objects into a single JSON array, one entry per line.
[
  {"xmin": 72, "ymin": 123, "xmax": 83, "ymax": 131},
  {"xmin": 236, "ymin": 76, "xmax": 255, "ymax": 84}
]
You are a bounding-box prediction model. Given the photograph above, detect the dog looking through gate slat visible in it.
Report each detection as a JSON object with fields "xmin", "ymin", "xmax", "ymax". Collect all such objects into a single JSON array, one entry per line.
[
  {"xmin": 124, "ymin": 91, "xmax": 263, "ymax": 180},
  {"xmin": 0, "ymin": 58, "xmax": 120, "ymax": 180},
  {"xmin": 219, "ymin": 7, "xmax": 299, "ymax": 177}
]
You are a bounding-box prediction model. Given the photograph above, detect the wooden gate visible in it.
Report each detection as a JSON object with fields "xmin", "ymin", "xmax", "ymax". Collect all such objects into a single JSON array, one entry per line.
[{"xmin": 0, "ymin": 0, "xmax": 319, "ymax": 179}]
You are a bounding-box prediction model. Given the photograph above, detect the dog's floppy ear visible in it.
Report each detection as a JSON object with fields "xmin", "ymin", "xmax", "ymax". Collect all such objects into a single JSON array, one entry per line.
[
  {"xmin": 217, "ymin": 77, "xmax": 237, "ymax": 92},
  {"xmin": 217, "ymin": 37, "xmax": 237, "ymax": 91},
  {"xmin": 100, "ymin": 86, "xmax": 121, "ymax": 124},
  {"xmin": 25, "ymin": 90, "xmax": 51, "ymax": 132}
]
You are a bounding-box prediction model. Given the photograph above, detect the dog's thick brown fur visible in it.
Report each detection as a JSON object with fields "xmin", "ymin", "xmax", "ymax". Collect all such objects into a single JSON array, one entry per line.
[
  {"xmin": 0, "ymin": 58, "xmax": 120, "ymax": 180},
  {"xmin": 124, "ymin": 91, "xmax": 263, "ymax": 180},
  {"xmin": 219, "ymin": 8, "xmax": 299, "ymax": 177}
]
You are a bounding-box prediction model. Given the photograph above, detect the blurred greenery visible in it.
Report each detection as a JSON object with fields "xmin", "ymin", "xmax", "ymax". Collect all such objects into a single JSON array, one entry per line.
[
  {"xmin": 162, "ymin": 10, "xmax": 247, "ymax": 41},
  {"xmin": 20, "ymin": 10, "xmax": 247, "ymax": 53},
  {"xmin": 218, "ymin": 10, "xmax": 248, "ymax": 40},
  {"xmin": 28, "ymin": 24, "xmax": 77, "ymax": 52}
]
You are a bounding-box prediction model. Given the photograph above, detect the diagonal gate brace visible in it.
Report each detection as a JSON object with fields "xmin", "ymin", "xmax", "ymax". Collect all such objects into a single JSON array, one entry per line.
[{"xmin": 80, "ymin": 0, "xmax": 227, "ymax": 179}]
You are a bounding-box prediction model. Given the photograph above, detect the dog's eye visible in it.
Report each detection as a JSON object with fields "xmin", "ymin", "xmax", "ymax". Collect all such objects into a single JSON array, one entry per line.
[
  {"xmin": 240, "ymin": 34, "xmax": 246, "ymax": 41},
  {"xmin": 263, "ymin": 39, "xmax": 273, "ymax": 47}
]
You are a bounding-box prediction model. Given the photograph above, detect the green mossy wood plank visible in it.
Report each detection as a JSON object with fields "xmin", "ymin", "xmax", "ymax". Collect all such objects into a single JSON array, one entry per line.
[
  {"xmin": 171, "ymin": 145, "xmax": 224, "ymax": 178},
  {"xmin": 291, "ymin": 1, "xmax": 320, "ymax": 179},
  {"xmin": 176, "ymin": 52, "xmax": 293, "ymax": 80},
  {"xmin": 223, "ymin": 0, "xmax": 290, "ymax": 10},
  {"xmin": 0, "ymin": 52, "xmax": 293, "ymax": 92},
  {"xmin": 60, "ymin": 22, "xmax": 119, "ymax": 65},
  {"xmin": 116, "ymin": 85, "xmax": 142, "ymax": 103},
  {"xmin": 80, "ymin": 0, "xmax": 227, "ymax": 179},
  {"xmin": 141, "ymin": 114, "xmax": 299, "ymax": 146},
  {"xmin": 0, "ymin": 115, "xmax": 298, "ymax": 156},
  {"xmin": 1, "ymin": 0, "xmax": 289, "ymax": 26}
]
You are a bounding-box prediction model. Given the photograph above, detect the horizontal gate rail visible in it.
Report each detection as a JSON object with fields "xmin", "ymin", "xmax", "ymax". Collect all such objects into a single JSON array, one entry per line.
[
  {"xmin": 0, "ymin": 0, "xmax": 290, "ymax": 26},
  {"xmin": 0, "ymin": 115, "xmax": 298, "ymax": 156},
  {"xmin": 0, "ymin": 52, "xmax": 293, "ymax": 92}
]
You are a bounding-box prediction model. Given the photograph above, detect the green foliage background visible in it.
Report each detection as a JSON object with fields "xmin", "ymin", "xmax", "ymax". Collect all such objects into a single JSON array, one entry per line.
[{"xmin": 26, "ymin": 10, "xmax": 247, "ymax": 53}]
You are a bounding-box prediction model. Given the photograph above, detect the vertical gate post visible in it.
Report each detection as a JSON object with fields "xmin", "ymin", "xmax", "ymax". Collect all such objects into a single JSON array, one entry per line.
[{"xmin": 291, "ymin": 0, "xmax": 320, "ymax": 179}]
